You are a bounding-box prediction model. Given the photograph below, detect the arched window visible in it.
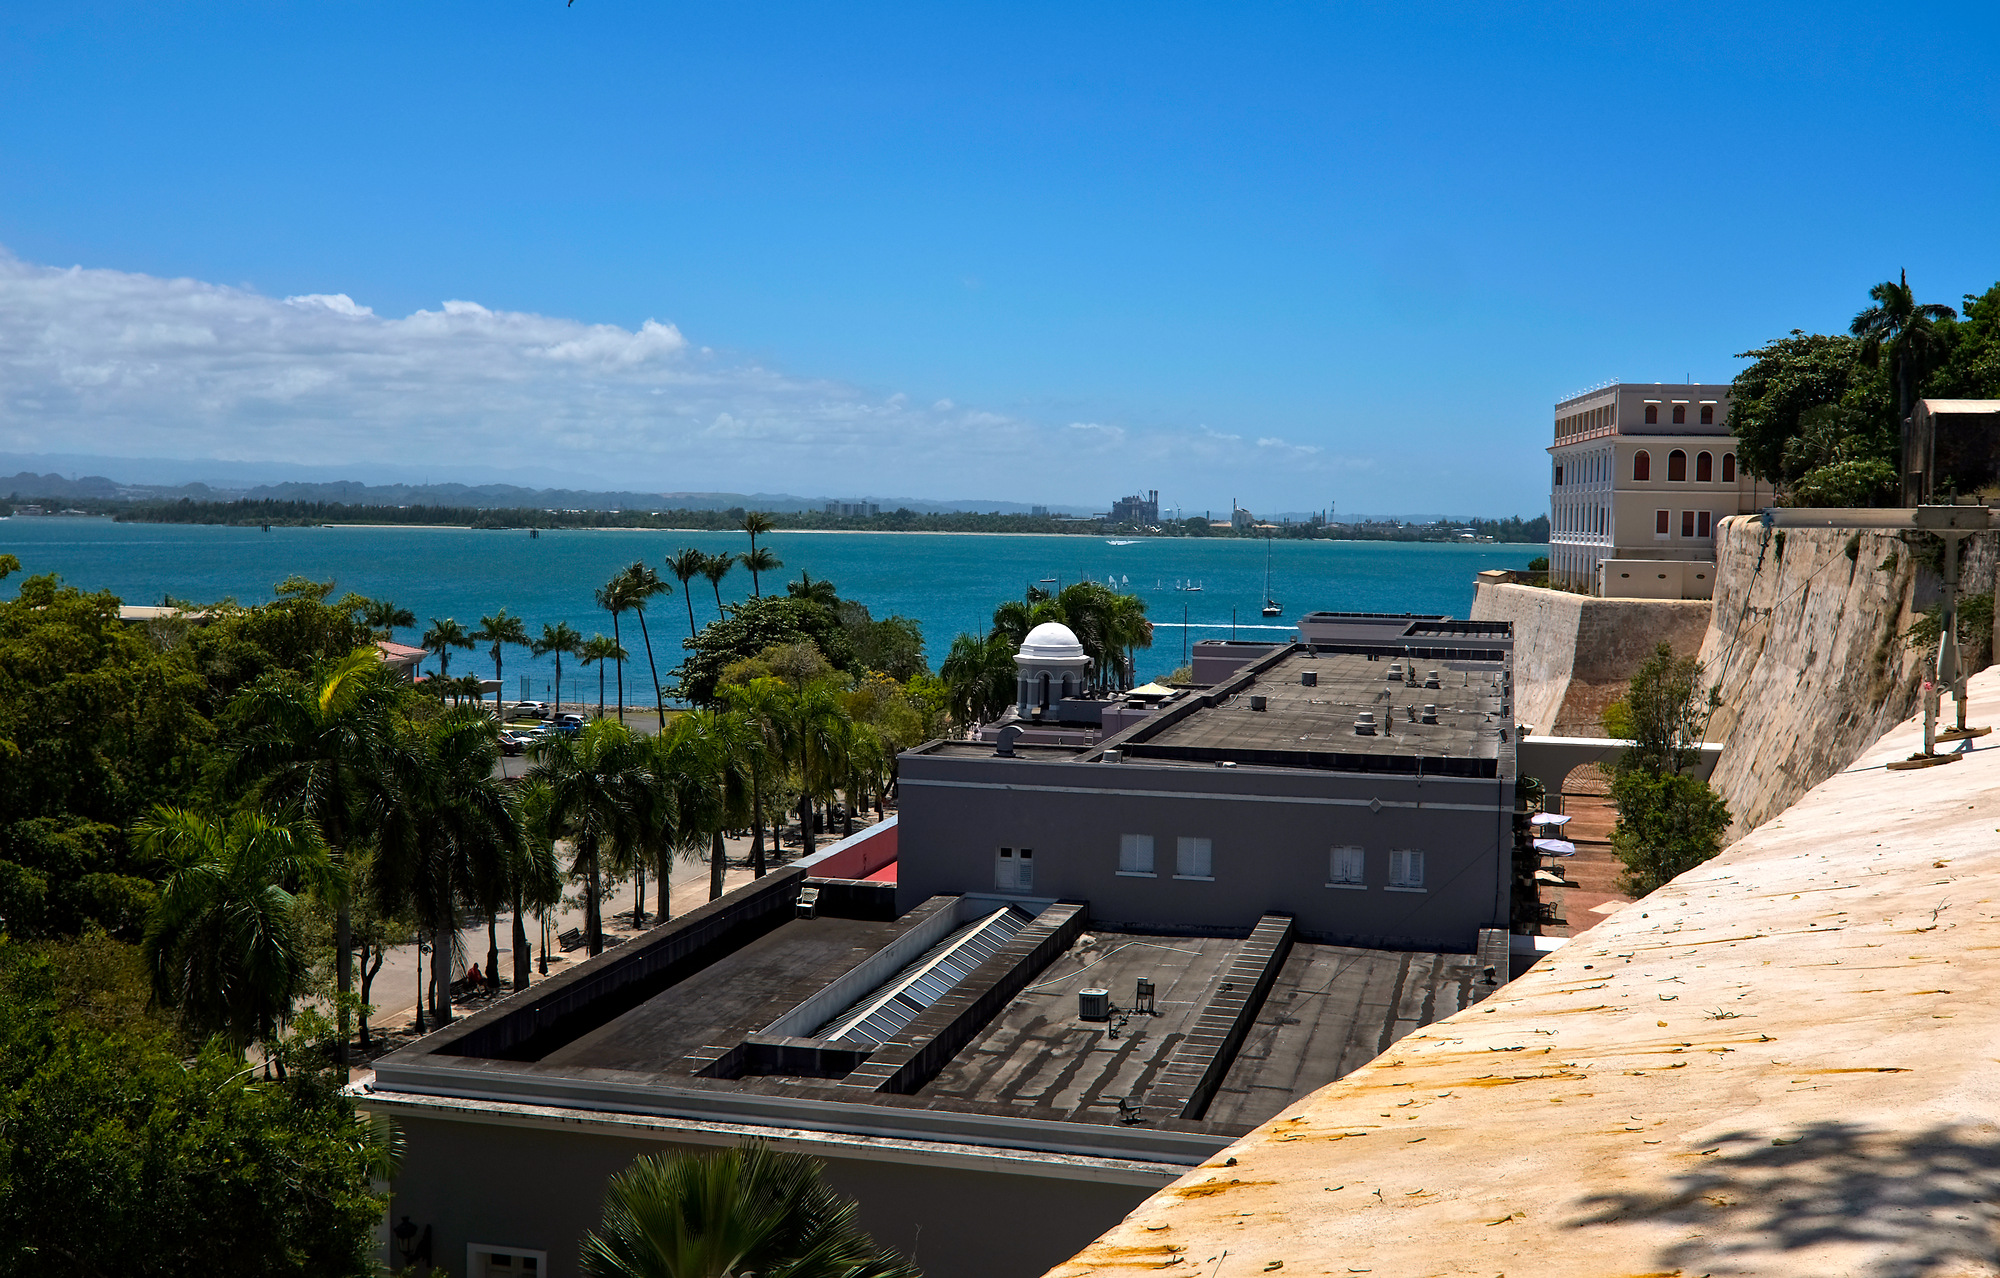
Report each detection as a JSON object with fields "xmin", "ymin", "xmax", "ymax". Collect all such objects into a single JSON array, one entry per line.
[
  {"xmin": 1722, "ymin": 453, "xmax": 1736, "ymax": 482},
  {"xmin": 1634, "ymin": 450, "xmax": 1651, "ymax": 481},
  {"xmin": 1668, "ymin": 450, "xmax": 1687, "ymax": 481},
  {"xmin": 1696, "ymin": 451, "xmax": 1713, "ymax": 482}
]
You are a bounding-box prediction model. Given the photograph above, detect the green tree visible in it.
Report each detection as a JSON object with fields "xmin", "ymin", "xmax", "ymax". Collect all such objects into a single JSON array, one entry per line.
[
  {"xmin": 1851, "ymin": 270, "xmax": 1957, "ymax": 424},
  {"xmin": 0, "ymin": 941, "xmax": 386, "ymax": 1277},
  {"xmin": 742, "ymin": 545, "xmax": 783, "ymax": 597},
  {"xmin": 939, "ymin": 632, "xmax": 1017, "ymax": 726},
  {"xmin": 580, "ymin": 633, "xmax": 627, "ymax": 720},
  {"xmin": 581, "ymin": 1141, "xmax": 918, "ymax": 1278},
  {"xmin": 674, "ymin": 596, "xmax": 859, "ymax": 707},
  {"xmin": 667, "ymin": 547, "xmax": 709, "ymax": 643},
  {"xmin": 786, "ymin": 570, "xmax": 839, "ymax": 608},
  {"xmin": 421, "ymin": 616, "xmax": 475, "ymax": 682},
  {"xmin": 773, "ymin": 682, "xmax": 848, "ymax": 858},
  {"xmin": 720, "ymin": 677, "xmax": 787, "ymax": 877},
  {"xmin": 226, "ymin": 648, "xmax": 404, "ymax": 1064},
  {"xmin": 1609, "ymin": 771, "xmax": 1732, "ymax": 896},
  {"xmin": 534, "ymin": 621, "xmax": 585, "ymax": 712},
  {"xmin": 667, "ymin": 710, "xmax": 758, "ymax": 901},
  {"xmin": 362, "ymin": 598, "xmax": 415, "ymax": 641},
  {"xmin": 701, "ymin": 551, "xmax": 738, "ymax": 617},
  {"xmin": 133, "ymin": 807, "xmax": 337, "ymax": 1055},
  {"xmin": 473, "ymin": 610, "xmax": 530, "ymax": 715},
  {"xmin": 1617, "ymin": 643, "xmax": 1713, "ymax": 777},
  {"xmin": 1727, "ymin": 331, "xmax": 1867, "ymax": 481},
  {"xmin": 528, "ymin": 720, "xmax": 653, "ymax": 956},
  {"xmin": 619, "ymin": 561, "xmax": 673, "ymax": 730},
  {"xmin": 596, "ymin": 572, "xmax": 637, "ymax": 725}
]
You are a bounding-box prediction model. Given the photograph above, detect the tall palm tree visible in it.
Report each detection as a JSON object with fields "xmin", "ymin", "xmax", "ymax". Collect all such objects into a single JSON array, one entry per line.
[
  {"xmin": 513, "ymin": 781, "xmax": 567, "ymax": 983},
  {"xmin": 582, "ymin": 1142, "xmax": 919, "ymax": 1278},
  {"xmin": 666, "ymin": 547, "xmax": 708, "ymax": 642},
  {"xmin": 227, "ymin": 648, "xmax": 402, "ymax": 1066},
  {"xmin": 669, "ymin": 709, "xmax": 757, "ymax": 901},
  {"xmin": 1851, "ymin": 270, "xmax": 1958, "ymax": 423},
  {"xmin": 134, "ymin": 807, "xmax": 339, "ymax": 1056},
  {"xmin": 1103, "ymin": 591, "xmax": 1154, "ymax": 690},
  {"xmin": 700, "ymin": 551, "xmax": 737, "ymax": 617},
  {"xmin": 375, "ymin": 705, "xmax": 522, "ymax": 1020},
  {"xmin": 619, "ymin": 562, "xmax": 672, "ymax": 731},
  {"xmin": 774, "ymin": 681, "xmax": 847, "ymax": 857},
  {"xmin": 940, "ymin": 632, "xmax": 1017, "ymax": 727},
  {"xmin": 721, "ymin": 677, "xmax": 787, "ymax": 877},
  {"xmin": 595, "ymin": 575, "xmax": 636, "ymax": 725},
  {"xmin": 421, "ymin": 617, "xmax": 476, "ymax": 683},
  {"xmin": 473, "ymin": 610, "xmax": 530, "ymax": 715},
  {"xmin": 534, "ymin": 621, "xmax": 585, "ymax": 713},
  {"xmin": 529, "ymin": 720, "xmax": 653, "ymax": 956},
  {"xmin": 740, "ymin": 511, "xmax": 780, "ymax": 596},
  {"xmin": 740, "ymin": 545, "xmax": 782, "ymax": 597},
  {"xmin": 363, "ymin": 599, "xmax": 416, "ymax": 641},
  {"xmin": 579, "ymin": 633, "xmax": 626, "ymax": 720}
]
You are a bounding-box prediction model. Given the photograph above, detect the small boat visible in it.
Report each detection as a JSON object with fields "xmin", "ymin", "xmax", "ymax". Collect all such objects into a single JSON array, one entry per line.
[
  {"xmin": 1261, "ymin": 536, "xmax": 1282, "ymax": 617},
  {"xmin": 1038, "ymin": 576, "xmax": 1058, "ymax": 583},
  {"xmin": 1105, "ymin": 539, "xmax": 1139, "ymax": 546}
]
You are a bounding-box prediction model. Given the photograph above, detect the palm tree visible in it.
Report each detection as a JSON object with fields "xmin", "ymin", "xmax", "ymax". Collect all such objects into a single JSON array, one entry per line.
[
  {"xmin": 579, "ymin": 633, "xmax": 626, "ymax": 720},
  {"xmin": 582, "ymin": 1142, "xmax": 919, "ymax": 1278},
  {"xmin": 513, "ymin": 781, "xmax": 567, "ymax": 983},
  {"xmin": 740, "ymin": 511, "xmax": 780, "ymax": 596},
  {"xmin": 721, "ymin": 677, "xmax": 787, "ymax": 877},
  {"xmin": 669, "ymin": 710, "xmax": 758, "ymax": 901},
  {"xmin": 595, "ymin": 575, "xmax": 636, "ymax": 725},
  {"xmin": 364, "ymin": 599, "xmax": 416, "ymax": 641},
  {"xmin": 787, "ymin": 571, "xmax": 838, "ymax": 608},
  {"xmin": 1103, "ymin": 591, "xmax": 1154, "ymax": 690},
  {"xmin": 700, "ymin": 551, "xmax": 737, "ymax": 617},
  {"xmin": 774, "ymin": 681, "xmax": 847, "ymax": 857},
  {"xmin": 941, "ymin": 632, "xmax": 1018, "ymax": 727},
  {"xmin": 740, "ymin": 545, "xmax": 782, "ymax": 597},
  {"xmin": 134, "ymin": 807, "xmax": 339, "ymax": 1056},
  {"xmin": 1852, "ymin": 270, "xmax": 1958, "ymax": 423},
  {"xmin": 529, "ymin": 720, "xmax": 653, "ymax": 956},
  {"xmin": 421, "ymin": 617, "xmax": 476, "ymax": 684},
  {"xmin": 227, "ymin": 648, "xmax": 402, "ymax": 1065},
  {"xmin": 375, "ymin": 705, "xmax": 522, "ymax": 1019},
  {"xmin": 473, "ymin": 610, "xmax": 530, "ymax": 715},
  {"xmin": 534, "ymin": 621, "xmax": 585, "ymax": 713},
  {"xmin": 619, "ymin": 562, "xmax": 672, "ymax": 731},
  {"xmin": 666, "ymin": 547, "xmax": 708, "ymax": 642}
]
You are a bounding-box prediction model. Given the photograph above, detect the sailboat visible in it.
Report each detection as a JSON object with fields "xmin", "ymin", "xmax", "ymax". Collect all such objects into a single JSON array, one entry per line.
[{"xmin": 1261, "ymin": 536, "xmax": 1282, "ymax": 617}]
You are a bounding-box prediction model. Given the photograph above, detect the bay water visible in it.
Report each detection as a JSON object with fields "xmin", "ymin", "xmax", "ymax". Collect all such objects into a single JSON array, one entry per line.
[{"xmin": 2, "ymin": 518, "xmax": 1540, "ymax": 697}]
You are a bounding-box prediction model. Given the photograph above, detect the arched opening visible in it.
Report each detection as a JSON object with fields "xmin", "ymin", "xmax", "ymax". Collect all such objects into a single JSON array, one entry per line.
[
  {"xmin": 1633, "ymin": 450, "xmax": 1651, "ymax": 481},
  {"xmin": 1722, "ymin": 452, "xmax": 1736, "ymax": 482},
  {"xmin": 1037, "ymin": 671, "xmax": 1050, "ymax": 709},
  {"xmin": 1060, "ymin": 673, "xmax": 1075, "ymax": 699},
  {"xmin": 1668, "ymin": 450, "xmax": 1687, "ymax": 482},
  {"xmin": 1696, "ymin": 451, "xmax": 1713, "ymax": 482}
]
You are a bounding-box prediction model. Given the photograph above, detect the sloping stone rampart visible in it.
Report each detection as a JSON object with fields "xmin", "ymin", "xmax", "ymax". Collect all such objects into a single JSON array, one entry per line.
[
  {"xmin": 1469, "ymin": 582, "xmax": 1708, "ymax": 736},
  {"xmin": 1699, "ymin": 516, "xmax": 1996, "ymax": 835}
]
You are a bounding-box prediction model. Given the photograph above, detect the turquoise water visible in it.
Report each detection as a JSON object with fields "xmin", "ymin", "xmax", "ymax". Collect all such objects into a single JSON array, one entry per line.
[{"xmin": 2, "ymin": 518, "xmax": 1541, "ymax": 696}]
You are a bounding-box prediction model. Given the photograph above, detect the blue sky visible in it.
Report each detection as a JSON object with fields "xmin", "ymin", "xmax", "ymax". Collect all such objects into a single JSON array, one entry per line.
[{"xmin": 2, "ymin": 2, "xmax": 1997, "ymax": 514}]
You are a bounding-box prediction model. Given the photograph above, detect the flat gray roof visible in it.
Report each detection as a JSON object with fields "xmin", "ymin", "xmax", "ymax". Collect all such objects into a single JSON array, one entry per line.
[{"xmin": 1125, "ymin": 649, "xmax": 1509, "ymax": 771}]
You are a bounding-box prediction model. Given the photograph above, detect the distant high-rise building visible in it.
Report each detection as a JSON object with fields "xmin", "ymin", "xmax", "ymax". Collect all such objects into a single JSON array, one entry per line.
[
  {"xmin": 1109, "ymin": 490, "xmax": 1159, "ymax": 524},
  {"xmin": 824, "ymin": 500, "xmax": 880, "ymax": 517},
  {"xmin": 1030, "ymin": 504, "xmax": 1050, "ymax": 517}
]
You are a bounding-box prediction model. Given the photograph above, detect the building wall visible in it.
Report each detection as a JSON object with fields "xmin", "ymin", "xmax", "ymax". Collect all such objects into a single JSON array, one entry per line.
[
  {"xmin": 383, "ymin": 1110, "xmax": 1157, "ymax": 1278},
  {"xmin": 896, "ymin": 752, "xmax": 1511, "ymax": 950}
]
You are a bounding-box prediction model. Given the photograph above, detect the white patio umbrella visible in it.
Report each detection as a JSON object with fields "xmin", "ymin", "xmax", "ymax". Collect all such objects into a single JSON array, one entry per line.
[{"xmin": 1533, "ymin": 837, "xmax": 1578, "ymax": 857}]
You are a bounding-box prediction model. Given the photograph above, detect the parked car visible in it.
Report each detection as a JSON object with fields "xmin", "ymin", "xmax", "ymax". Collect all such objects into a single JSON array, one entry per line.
[
  {"xmin": 496, "ymin": 730, "xmax": 527, "ymax": 756},
  {"xmin": 554, "ymin": 713, "xmax": 586, "ymax": 732},
  {"xmin": 511, "ymin": 701, "xmax": 551, "ymax": 720}
]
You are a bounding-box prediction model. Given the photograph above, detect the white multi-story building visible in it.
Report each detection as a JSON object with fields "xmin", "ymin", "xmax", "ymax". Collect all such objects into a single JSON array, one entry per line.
[{"xmin": 1547, "ymin": 382, "xmax": 1773, "ymax": 596}]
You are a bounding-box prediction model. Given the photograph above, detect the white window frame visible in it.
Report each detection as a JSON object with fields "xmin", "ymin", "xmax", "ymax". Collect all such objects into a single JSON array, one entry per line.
[
  {"xmin": 1174, "ymin": 836, "xmax": 1213, "ymax": 881},
  {"xmin": 1327, "ymin": 845, "xmax": 1366, "ymax": 889},
  {"xmin": 1117, "ymin": 833, "xmax": 1155, "ymax": 877},
  {"xmin": 995, "ymin": 846, "xmax": 1034, "ymax": 893},
  {"xmin": 1387, "ymin": 848, "xmax": 1426, "ymax": 892},
  {"xmin": 467, "ymin": 1245, "xmax": 547, "ymax": 1278}
]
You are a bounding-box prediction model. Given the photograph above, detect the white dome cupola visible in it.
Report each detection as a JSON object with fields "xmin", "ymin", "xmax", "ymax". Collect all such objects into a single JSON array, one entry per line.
[{"xmin": 1014, "ymin": 621, "xmax": 1092, "ymax": 714}]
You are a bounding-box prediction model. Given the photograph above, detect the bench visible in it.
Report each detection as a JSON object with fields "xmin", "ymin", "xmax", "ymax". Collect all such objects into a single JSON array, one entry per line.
[{"xmin": 557, "ymin": 927, "xmax": 584, "ymax": 952}]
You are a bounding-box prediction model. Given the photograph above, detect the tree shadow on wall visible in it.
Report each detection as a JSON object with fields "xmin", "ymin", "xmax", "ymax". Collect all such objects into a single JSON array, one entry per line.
[{"xmin": 1566, "ymin": 1121, "xmax": 2000, "ymax": 1276}]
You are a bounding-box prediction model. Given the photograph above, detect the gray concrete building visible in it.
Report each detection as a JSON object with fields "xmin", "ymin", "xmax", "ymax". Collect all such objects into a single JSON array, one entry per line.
[{"xmin": 897, "ymin": 614, "xmax": 1517, "ymax": 949}]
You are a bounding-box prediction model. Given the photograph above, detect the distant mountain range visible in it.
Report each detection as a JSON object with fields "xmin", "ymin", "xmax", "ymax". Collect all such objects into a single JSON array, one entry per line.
[{"xmin": 0, "ymin": 455, "xmax": 1095, "ymax": 516}]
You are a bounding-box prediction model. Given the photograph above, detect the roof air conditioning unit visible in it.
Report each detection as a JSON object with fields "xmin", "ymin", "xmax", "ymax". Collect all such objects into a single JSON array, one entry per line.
[{"xmin": 1078, "ymin": 989, "xmax": 1111, "ymax": 1021}]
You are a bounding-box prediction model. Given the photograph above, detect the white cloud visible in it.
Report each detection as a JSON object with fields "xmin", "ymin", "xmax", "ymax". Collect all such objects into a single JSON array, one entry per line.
[{"xmin": 0, "ymin": 248, "xmax": 1364, "ymax": 503}]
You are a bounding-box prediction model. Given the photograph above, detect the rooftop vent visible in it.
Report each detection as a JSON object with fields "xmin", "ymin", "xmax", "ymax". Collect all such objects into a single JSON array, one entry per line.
[
  {"xmin": 1422, "ymin": 704, "xmax": 1439, "ymax": 724},
  {"xmin": 1249, "ymin": 695, "xmax": 1268, "ymax": 711},
  {"xmin": 994, "ymin": 724, "xmax": 1022, "ymax": 757},
  {"xmin": 1102, "ymin": 749, "xmax": 1122, "ymax": 764},
  {"xmin": 1355, "ymin": 711, "xmax": 1377, "ymax": 736},
  {"xmin": 1386, "ymin": 663, "xmax": 1404, "ymax": 681},
  {"xmin": 1300, "ymin": 670, "xmax": 1318, "ymax": 687},
  {"xmin": 1425, "ymin": 670, "xmax": 1441, "ymax": 688}
]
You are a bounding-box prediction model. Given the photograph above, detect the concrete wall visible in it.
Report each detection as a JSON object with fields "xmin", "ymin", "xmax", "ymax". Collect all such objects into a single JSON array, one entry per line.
[
  {"xmin": 384, "ymin": 1109, "xmax": 1157, "ymax": 1278},
  {"xmin": 1469, "ymin": 581, "xmax": 1709, "ymax": 738},
  {"xmin": 896, "ymin": 751, "xmax": 1511, "ymax": 950},
  {"xmin": 1599, "ymin": 558, "xmax": 1715, "ymax": 600},
  {"xmin": 792, "ymin": 816, "xmax": 899, "ymax": 881},
  {"xmin": 1698, "ymin": 516, "xmax": 1998, "ymax": 837}
]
